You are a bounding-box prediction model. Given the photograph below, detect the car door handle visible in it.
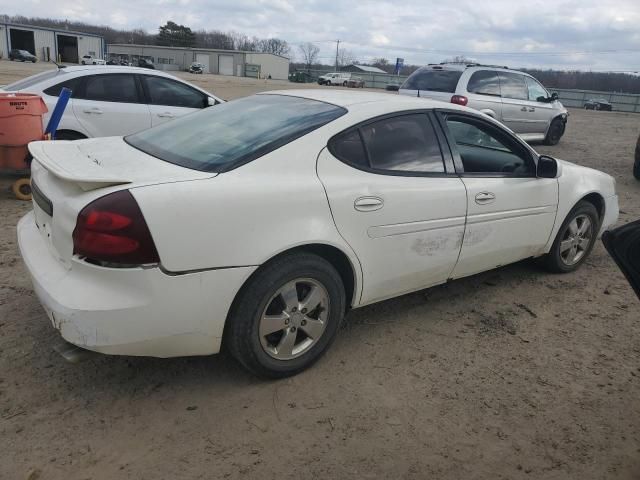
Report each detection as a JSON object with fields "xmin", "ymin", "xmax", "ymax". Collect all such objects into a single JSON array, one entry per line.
[
  {"xmin": 520, "ymin": 106, "xmax": 528, "ymax": 112},
  {"xmin": 475, "ymin": 192, "xmax": 496, "ymax": 205},
  {"xmin": 157, "ymin": 112, "xmax": 175, "ymax": 118},
  {"xmin": 528, "ymin": 107, "xmax": 535, "ymax": 112},
  {"xmin": 354, "ymin": 196, "xmax": 384, "ymax": 212},
  {"xmin": 83, "ymin": 108, "xmax": 103, "ymax": 114}
]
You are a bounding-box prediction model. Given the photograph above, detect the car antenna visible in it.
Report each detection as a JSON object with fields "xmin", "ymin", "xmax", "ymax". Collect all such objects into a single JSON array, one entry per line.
[
  {"xmin": 51, "ymin": 59, "xmax": 66, "ymax": 69},
  {"xmin": 417, "ymin": 90, "xmax": 420, "ymax": 97}
]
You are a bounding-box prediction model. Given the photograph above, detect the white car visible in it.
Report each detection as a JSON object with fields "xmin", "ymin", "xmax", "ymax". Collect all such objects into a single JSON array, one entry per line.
[
  {"xmin": 17, "ymin": 90, "xmax": 618, "ymax": 378},
  {"xmin": 318, "ymin": 72, "xmax": 352, "ymax": 86},
  {"xmin": 81, "ymin": 55, "xmax": 106, "ymax": 65},
  {"xmin": 2, "ymin": 66, "xmax": 223, "ymax": 139}
]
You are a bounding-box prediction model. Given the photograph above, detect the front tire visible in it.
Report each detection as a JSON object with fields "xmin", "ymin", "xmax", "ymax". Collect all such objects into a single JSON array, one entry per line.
[
  {"xmin": 544, "ymin": 117, "xmax": 565, "ymax": 145},
  {"xmin": 541, "ymin": 201, "xmax": 599, "ymax": 273},
  {"xmin": 225, "ymin": 252, "xmax": 346, "ymax": 378}
]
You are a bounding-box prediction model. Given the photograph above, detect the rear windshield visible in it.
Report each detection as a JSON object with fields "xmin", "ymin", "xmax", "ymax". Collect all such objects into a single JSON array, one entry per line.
[
  {"xmin": 126, "ymin": 94, "xmax": 347, "ymax": 172},
  {"xmin": 5, "ymin": 69, "xmax": 64, "ymax": 91},
  {"xmin": 401, "ymin": 69, "xmax": 462, "ymax": 93}
]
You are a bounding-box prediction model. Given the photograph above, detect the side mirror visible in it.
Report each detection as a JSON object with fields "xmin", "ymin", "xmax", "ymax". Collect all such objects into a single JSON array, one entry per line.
[
  {"xmin": 537, "ymin": 155, "xmax": 558, "ymax": 178},
  {"xmin": 550, "ymin": 92, "xmax": 559, "ymax": 101},
  {"xmin": 207, "ymin": 97, "xmax": 218, "ymax": 107},
  {"xmin": 602, "ymin": 219, "xmax": 640, "ymax": 300}
]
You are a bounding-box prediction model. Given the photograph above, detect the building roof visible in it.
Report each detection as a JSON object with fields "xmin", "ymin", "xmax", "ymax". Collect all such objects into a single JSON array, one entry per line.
[
  {"xmin": 108, "ymin": 43, "xmax": 290, "ymax": 60},
  {"xmin": 0, "ymin": 22, "xmax": 104, "ymax": 38},
  {"xmin": 349, "ymin": 65, "xmax": 387, "ymax": 73}
]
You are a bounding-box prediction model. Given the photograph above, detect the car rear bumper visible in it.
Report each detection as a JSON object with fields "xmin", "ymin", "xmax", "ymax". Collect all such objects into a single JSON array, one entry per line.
[{"xmin": 18, "ymin": 211, "xmax": 256, "ymax": 358}]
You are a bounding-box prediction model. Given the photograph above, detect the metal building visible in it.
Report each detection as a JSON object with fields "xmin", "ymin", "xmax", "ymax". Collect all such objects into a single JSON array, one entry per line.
[
  {"xmin": 107, "ymin": 44, "xmax": 290, "ymax": 80},
  {"xmin": 0, "ymin": 22, "xmax": 104, "ymax": 63}
]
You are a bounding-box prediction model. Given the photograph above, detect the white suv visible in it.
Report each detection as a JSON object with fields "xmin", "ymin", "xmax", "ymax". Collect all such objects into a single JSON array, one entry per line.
[
  {"xmin": 1, "ymin": 66, "xmax": 222, "ymax": 139},
  {"xmin": 399, "ymin": 63, "xmax": 568, "ymax": 145}
]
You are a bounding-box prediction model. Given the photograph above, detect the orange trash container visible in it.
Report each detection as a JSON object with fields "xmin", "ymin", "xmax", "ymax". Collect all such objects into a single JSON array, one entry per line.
[{"xmin": 0, "ymin": 93, "xmax": 48, "ymax": 200}]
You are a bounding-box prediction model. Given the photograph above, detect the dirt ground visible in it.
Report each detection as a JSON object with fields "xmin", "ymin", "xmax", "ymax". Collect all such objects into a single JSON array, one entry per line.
[{"xmin": 1, "ymin": 60, "xmax": 639, "ymax": 480}]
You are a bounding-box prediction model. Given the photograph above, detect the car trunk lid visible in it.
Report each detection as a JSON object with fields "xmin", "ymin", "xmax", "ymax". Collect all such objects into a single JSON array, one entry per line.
[{"xmin": 28, "ymin": 137, "xmax": 215, "ymax": 266}]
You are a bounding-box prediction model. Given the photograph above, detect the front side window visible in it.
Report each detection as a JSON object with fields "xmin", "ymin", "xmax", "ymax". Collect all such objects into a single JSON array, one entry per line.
[
  {"xmin": 525, "ymin": 76, "xmax": 549, "ymax": 102},
  {"xmin": 498, "ymin": 72, "xmax": 528, "ymax": 100},
  {"xmin": 143, "ymin": 76, "xmax": 205, "ymax": 108},
  {"xmin": 401, "ymin": 69, "xmax": 462, "ymax": 93},
  {"xmin": 331, "ymin": 114, "xmax": 445, "ymax": 174},
  {"xmin": 467, "ymin": 70, "xmax": 501, "ymax": 96},
  {"xmin": 82, "ymin": 74, "xmax": 139, "ymax": 103},
  {"xmin": 445, "ymin": 116, "xmax": 533, "ymax": 175},
  {"xmin": 126, "ymin": 94, "xmax": 346, "ymax": 172}
]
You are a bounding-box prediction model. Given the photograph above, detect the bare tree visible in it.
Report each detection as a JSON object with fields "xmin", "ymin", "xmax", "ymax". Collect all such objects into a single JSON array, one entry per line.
[
  {"xmin": 259, "ymin": 38, "xmax": 291, "ymax": 57},
  {"xmin": 298, "ymin": 42, "xmax": 320, "ymax": 72},
  {"xmin": 336, "ymin": 48, "xmax": 356, "ymax": 68},
  {"xmin": 442, "ymin": 55, "xmax": 477, "ymax": 64}
]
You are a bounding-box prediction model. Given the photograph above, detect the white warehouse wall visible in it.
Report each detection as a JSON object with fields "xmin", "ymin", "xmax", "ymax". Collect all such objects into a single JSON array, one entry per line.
[{"xmin": 245, "ymin": 53, "xmax": 289, "ymax": 80}]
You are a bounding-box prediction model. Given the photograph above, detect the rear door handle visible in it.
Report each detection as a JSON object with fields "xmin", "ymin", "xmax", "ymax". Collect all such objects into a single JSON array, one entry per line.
[
  {"xmin": 83, "ymin": 108, "xmax": 103, "ymax": 114},
  {"xmin": 475, "ymin": 192, "xmax": 496, "ymax": 205},
  {"xmin": 520, "ymin": 106, "xmax": 528, "ymax": 112},
  {"xmin": 157, "ymin": 112, "xmax": 175, "ymax": 118},
  {"xmin": 354, "ymin": 196, "xmax": 384, "ymax": 212},
  {"xmin": 528, "ymin": 107, "xmax": 535, "ymax": 112}
]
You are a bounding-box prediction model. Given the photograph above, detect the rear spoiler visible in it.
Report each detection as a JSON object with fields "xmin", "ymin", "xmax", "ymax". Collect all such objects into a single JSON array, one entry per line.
[{"xmin": 28, "ymin": 140, "xmax": 132, "ymax": 191}]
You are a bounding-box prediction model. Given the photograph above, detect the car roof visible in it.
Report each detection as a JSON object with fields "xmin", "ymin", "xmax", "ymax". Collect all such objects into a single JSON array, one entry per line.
[{"xmin": 258, "ymin": 89, "xmax": 469, "ymax": 111}]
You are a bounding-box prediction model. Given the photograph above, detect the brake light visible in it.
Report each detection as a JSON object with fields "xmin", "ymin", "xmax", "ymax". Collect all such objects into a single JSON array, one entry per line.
[
  {"xmin": 451, "ymin": 95, "xmax": 469, "ymax": 106},
  {"xmin": 73, "ymin": 190, "xmax": 160, "ymax": 266}
]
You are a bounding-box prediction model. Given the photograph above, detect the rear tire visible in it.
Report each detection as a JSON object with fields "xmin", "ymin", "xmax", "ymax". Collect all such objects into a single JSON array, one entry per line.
[
  {"xmin": 225, "ymin": 252, "xmax": 346, "ymax": 378},
  {"xmin": 544, "ymin": 117, "xmax": 565, "ymax": 145},
  {"xmin": 540, "ymin": 201, "xmax": 599, "ymax": 273}
]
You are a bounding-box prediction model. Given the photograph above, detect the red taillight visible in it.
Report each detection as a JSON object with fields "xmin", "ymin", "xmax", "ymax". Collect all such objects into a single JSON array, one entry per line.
[
  {"xmin": 451, "ymin": 95, "xmax": 469, "ymax": 106},
  {"xmin": 73, "ymin": 190, "xmax": 160, "ymax": 266}
]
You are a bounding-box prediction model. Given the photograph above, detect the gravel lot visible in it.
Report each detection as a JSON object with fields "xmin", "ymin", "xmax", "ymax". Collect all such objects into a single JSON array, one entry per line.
[{"xmin": 1, "ymin": 60, "xmax": 639, "ymax": 480}]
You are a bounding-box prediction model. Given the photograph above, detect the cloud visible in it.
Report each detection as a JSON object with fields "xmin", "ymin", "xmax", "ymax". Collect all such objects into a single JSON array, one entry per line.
[{"xmin": 2, "ymin": 0, "xmax": 640, "ymax": 70}]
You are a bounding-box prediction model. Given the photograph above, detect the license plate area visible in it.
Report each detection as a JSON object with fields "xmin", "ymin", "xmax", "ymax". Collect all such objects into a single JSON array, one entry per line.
[{"xmin": 32, "ymin": 180, "xmax": 53, "ymax": 216}]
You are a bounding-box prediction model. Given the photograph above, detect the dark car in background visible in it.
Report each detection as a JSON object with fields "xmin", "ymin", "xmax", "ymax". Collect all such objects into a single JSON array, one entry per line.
[
  {"xmin": 584, "ymin": 98, "xmax": 613, "ymax": 111},
  {"xmin": 138, "ymin": 58, "xmax": 155, "ymax": 69},
  {"xmin": 9, "ymin": 49, "xmax": 37, "ymax": 62}
]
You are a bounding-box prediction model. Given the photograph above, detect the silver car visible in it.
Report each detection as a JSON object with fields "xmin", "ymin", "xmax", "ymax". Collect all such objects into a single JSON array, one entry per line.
[{"xmin": 399, "ymin": 63, "xmax": 568, "ymax": 145}]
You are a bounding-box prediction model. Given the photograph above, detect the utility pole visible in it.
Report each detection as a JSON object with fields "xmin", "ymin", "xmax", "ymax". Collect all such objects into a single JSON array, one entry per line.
[{"xmin": 335, "ymin": 39, "xmax": 340, "ymax": 71}]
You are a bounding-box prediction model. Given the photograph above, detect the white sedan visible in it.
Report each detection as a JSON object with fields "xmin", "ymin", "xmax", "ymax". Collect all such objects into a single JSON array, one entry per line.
[
  {"xmin": 2, "ymin": 65, "xmax": 222, "ymax": 140},
  {"xmin": 17, "ymin": 90, "xmax": 619, "ymax": 377}
]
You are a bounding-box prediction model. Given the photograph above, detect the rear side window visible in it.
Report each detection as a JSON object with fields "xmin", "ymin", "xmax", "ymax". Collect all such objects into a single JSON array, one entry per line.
[
  {"xmin": 498, "ymin": 72, "xmax": 528, "ymax": 100},
  {"xmin": 467, "ymin": 70, "xmax": 501, "ymax": 96},
  {"xmin": 82, "ymin": 74, "xmax": 139, "ymax": 103},
  {"xmin": 126, "ymin": 94, "xmax": 346, "ymax": 173},
  {"xmin": 401, "ymin": 69, "xmax": 462, "ymax": 93},
  {"xmin": 143, "ymin": 76, "xmax": 206, "ymax": 108},
  {"xmin": 330, "ymin": 114, "xmax": 445, "ymax": 174},
  {"xmin": 43, "ymin": 77, "xmax": 83, "ymax": 97}
]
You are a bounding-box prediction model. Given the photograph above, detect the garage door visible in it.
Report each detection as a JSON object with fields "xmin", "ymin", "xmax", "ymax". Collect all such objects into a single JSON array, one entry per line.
[
  {"xmin": 195, "ymin": 53, "xmax": 210, "ymax": 73},
  {"xmin": 219, "ymin": 55, "xmax": 234, "ymax": 76}
]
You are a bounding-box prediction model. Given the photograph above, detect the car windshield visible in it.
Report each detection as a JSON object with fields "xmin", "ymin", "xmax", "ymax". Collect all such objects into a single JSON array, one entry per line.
[
  {"xmin": 125, "ymin": 94, "xmax": 347, "ymax": 173},
  {"xmin": 401, "ymin": 69, "xmax": 463, "ymax": 92},
  {"xmin": 4, "ymin": 69, "xmax": 64, "ymax": 91}
]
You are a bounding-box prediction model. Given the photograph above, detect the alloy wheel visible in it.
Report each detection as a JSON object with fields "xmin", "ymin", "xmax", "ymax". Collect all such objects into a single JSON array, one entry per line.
[
  {"xmin": 559, "ymin": 214, "xmax": 593, "ymax": 266},
  {"xmin": 259, "ymin": 278, "xmax": 329, "ymax": 360}
]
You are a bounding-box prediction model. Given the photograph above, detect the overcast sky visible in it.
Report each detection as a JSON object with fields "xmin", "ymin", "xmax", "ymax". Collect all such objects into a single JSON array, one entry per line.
[{"xmin": 3, "ymin": 0, "xmax": 640, "ymax": 71}]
